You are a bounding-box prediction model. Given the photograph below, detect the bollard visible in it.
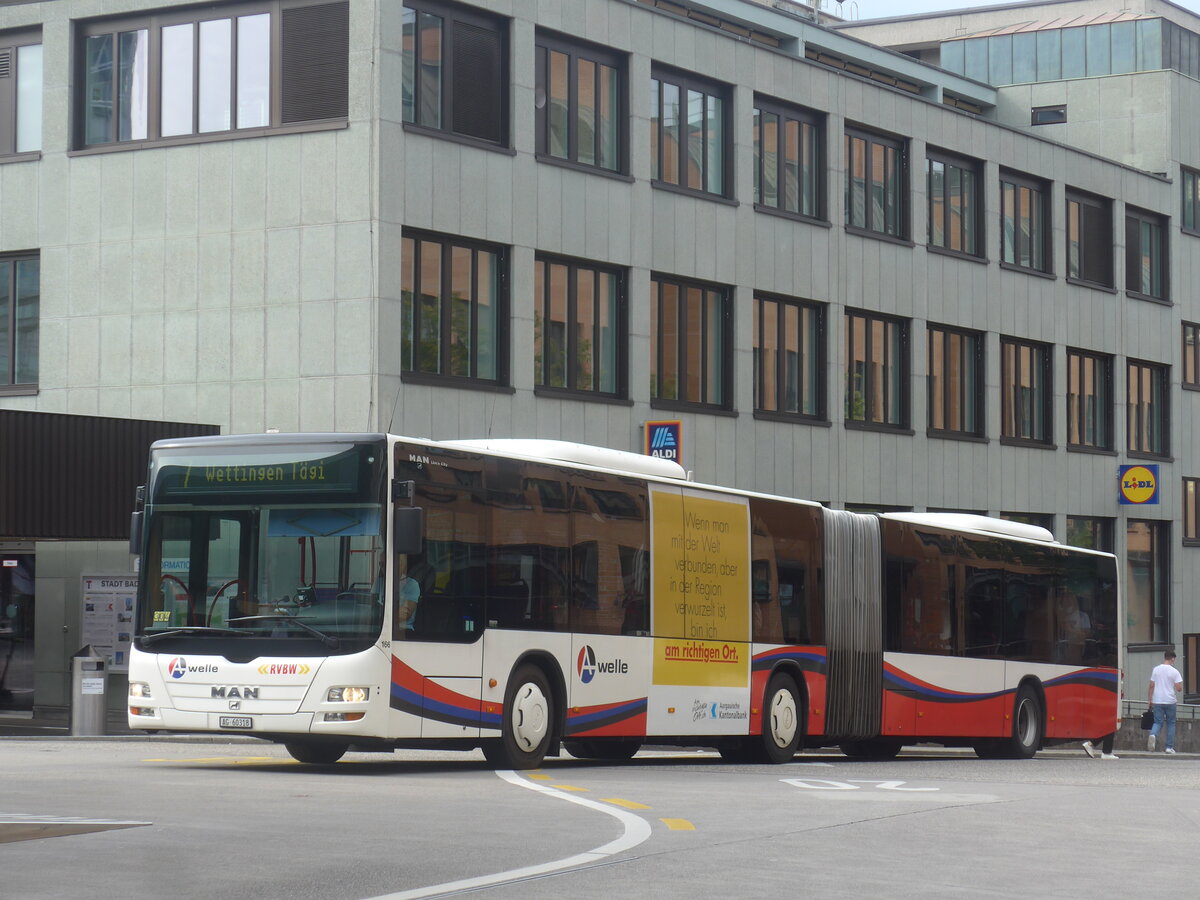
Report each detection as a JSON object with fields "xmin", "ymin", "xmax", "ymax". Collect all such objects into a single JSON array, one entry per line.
[{"xmin": 71, "ymin": 646, "xmax": 107, "ymax": 736}]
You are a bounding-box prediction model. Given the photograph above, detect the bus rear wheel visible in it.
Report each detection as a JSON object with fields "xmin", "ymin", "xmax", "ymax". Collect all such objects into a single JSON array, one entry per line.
[
  {"xmin": 563, "ymin": 739, "xmax": 641, "ymax": 761},
  {"xmin": 999, "ymin": 685, "xmax": 1043, "ymax": 759},
  {"xmin": 482, "ymin": 664, "xmax": 554, "ymax": 770},
  {"xmin": 284, "ymin": 741, "xmax": 348, "ymax": 765}
]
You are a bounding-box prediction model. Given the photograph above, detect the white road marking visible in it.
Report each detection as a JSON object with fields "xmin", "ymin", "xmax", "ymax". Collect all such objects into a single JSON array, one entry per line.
[{"xmin": 363, "ymin": 770, "xmax": 653, "ymax": 900}]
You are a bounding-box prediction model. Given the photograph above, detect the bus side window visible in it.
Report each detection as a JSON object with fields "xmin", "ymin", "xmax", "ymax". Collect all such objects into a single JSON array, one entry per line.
[
  {"xmin": 748, "ymin": 497, "xmax": 823, "ymax": 645},
  {"xmin": 569, "ymin": 478, "xmax": 648, "ymax": 636}
]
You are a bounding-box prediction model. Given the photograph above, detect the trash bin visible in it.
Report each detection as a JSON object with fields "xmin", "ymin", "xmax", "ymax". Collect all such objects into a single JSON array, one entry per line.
[{"xmin": 71, "ymin": 645, "xmax": 107, "ymax": 736}]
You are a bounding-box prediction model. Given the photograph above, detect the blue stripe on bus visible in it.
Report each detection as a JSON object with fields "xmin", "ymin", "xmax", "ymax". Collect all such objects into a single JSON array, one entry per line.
[
  {"xmin": 566, "ymin": 698, "xmax": 647, "ymax": 732},
  {"xmin": 882, "ymin": 669, "xmax": 1011, "ymax": 703},
  {"xmin": 390, "ymin": 683, "xmax": 502, "ymax": 729}
]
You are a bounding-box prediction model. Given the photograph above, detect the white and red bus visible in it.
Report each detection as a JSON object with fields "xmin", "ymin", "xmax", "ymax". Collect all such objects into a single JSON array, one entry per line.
[{"xmin": 127, "ymin": 433, "xmax": 1119, "ymax": 767}]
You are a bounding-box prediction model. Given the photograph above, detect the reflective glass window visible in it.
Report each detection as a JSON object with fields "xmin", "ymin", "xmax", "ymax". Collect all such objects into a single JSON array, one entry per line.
[{"xmin": 15, "ymin": 43, "xmax": 43, "ymax": 153}]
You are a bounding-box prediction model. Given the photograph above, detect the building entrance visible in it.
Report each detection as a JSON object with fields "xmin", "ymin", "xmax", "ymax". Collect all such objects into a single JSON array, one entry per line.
[{"xmin": 0, "ymin": 553, "xmax": 34, "ymax": 712}]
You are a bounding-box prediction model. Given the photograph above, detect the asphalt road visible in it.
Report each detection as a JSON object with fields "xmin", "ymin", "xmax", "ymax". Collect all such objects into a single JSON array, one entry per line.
[{"xmin": 3, "ymin": 739, "xmax": 1196, "ymax": 899}]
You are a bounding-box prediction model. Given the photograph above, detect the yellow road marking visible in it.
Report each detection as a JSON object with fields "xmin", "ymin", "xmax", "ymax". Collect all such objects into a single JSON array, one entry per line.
[
  {"xmin": 602, "ymin": 798, "xmax": 651, "ymax": 810},
  {"xmin": 526, "ymin": 773, "xmax": 553, "ymax": 781},
  {"xmin": 659, "ymin": 818, "xmax": 695, "ymax": 831},
  {"xmin": 553, "ymin": 784, "xmax": 589, "ymax": 792}
]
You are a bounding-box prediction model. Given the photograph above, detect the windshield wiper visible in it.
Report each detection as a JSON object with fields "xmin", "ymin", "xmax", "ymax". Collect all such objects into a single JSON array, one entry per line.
[
  {"xmin": 141, "ymin": 626, "xmax": 252, "ymax": 645},
  {"xmin": 228, "ymin": 615, "xmax": 341, "ymax": 649}
]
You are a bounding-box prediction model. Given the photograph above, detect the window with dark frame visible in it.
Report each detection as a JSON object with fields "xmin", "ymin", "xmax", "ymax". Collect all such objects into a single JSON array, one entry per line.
[
  {"xmin": 1001, "ymin": 336, "xmax": 1052, "ymax": 444},
  {"xmin": 1185, "ymin": 478, "xmax": 1200, "ymax": 545},
  {"xmin": 1184, "ymin": 322, "xmax": 1200, "ymax": 388},
  {"xmin": 535, "ymin": 32, "xmax": 624, "ymax": 173},
  {"xmin": 1030, "ymin": 104, "xmax": 1067, "ymax": 125},
  {"xmin": 927, "ymin": 323, "xmax": 983, "ymax": 437},
  {"xmin": 845, "ymin": 309, "xmax": 909, "ymax": 429},
  {"xmin": 0, "ymin": 251, "xmax": 39, "ymax": 390},
  {"xmin": 400, "ymin": 231, "xmax": 507, "ymax": 385},
  {"xmin": 650, "ymin": 67, "xmax": 730, "ymax": 198},
  {"xmin": 1125, "ymin": 207, "xmax": 1168, "ymax": 302},
  {"xmin": 1000, "ymin": 170, "xmax": 1050, "ymax": 273},
  {"xmin": 927, "ymin": 150, "xmax": 982, "ymax": 256},
  {"xmin": 650, "ymin": 274, "xmax": 731, "ymax": 409},
  {"xmin": 77, "ymin": 1, "xmax": 349, "ymax": 149},
  {"xmin": 0, "ymin": 30, "xmax": 42, "ymax": 156},
  {"xmin": 533, "ymin": 255, "xmax": 625, "ymax": 398},
  {"xmin": 1066, "ymin": 348, "xmax": 1112, "ymax": 450},
  {"xmin": 1182, "ymin": 166, "xmax": 1200, "ymax": 235},
  {"xmin": 1065, "ymin": 515, "xmax": 1114, "ymax": 553},
  {"xmin": 753, "ymin": 96, "xmax": 822, "ymax": 220},
  {"xmin": 1126, "ymin": 518, "xmax": 1168, "ymax": 643},
  {"xmin": 402, "ymin": 0, "xmax": 507, "ymax": 146},
  {"xmin": 1066, "ymin": 189, "xmax": 1113, "ymax": 288},
  {"xmin": 754, "ymin": 294, "xmax": 825, "ymax": 420},
  {"xmin": 845, "ymin": 127, "xmax": 906, "ymax": 239},
  {"xmin": 1127, "ymin": 359, "xmax": 1169, "ymax": 457}
]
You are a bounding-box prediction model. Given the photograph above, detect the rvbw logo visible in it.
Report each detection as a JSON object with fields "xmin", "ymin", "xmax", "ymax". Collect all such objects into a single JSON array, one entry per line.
[{"xmin": 576, "ymin": 645, "xmax": 628, "ymax": 684}]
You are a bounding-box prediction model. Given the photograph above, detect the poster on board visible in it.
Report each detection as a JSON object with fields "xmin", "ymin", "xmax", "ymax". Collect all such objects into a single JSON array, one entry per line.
[{"xmin": 81, "ymin": 575, "xmax": 138, "ymax": 673}]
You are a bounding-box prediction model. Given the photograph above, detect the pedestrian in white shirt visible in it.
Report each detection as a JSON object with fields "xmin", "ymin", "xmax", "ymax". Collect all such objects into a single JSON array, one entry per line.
[{"xmin": 1147, "ymin": 650, "xmax": 1183, "ymax": 753}]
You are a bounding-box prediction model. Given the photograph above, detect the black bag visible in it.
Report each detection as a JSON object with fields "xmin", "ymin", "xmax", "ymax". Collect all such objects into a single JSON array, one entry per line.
[{"xmin": 1141, "ymin": 709, "xmax": 1155, "ymax": 730}]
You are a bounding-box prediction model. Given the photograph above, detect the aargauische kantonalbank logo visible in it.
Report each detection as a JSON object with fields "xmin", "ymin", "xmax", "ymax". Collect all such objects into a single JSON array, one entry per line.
[{"xmin": 576, "ymin": 645, "xmax": 628, "ymax": 684}]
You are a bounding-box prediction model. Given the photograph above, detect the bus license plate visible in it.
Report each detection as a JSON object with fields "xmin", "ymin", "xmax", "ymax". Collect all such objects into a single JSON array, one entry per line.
[{"xmin": 219, "ymin": 716, "xmax": 253, "ymax": 729}]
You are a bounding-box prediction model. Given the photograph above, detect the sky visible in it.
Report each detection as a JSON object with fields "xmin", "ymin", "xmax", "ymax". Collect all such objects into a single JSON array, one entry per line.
[{"xmin": 841, "ymin": 0, "xmax": 1200, "ymax": 21}]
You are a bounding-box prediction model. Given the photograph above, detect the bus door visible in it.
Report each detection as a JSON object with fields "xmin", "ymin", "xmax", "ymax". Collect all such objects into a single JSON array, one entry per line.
[{"xmin": 385, "ymin": 466, "xmax": 487, "ymax": 741}]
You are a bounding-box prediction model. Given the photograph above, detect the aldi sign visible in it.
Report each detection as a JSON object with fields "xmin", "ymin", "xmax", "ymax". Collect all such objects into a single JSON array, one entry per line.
[{"xmin": 645, "ymin": 420, "xmax": 682, "ymax": 463}]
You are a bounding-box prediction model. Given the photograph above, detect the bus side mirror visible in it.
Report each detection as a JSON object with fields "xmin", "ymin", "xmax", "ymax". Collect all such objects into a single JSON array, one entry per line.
[
  {"xmin": 393, "ymin": 507, "xmax": 424, "ymax": 555},
  {"xmin": 129, "ymin": 511, "xmax": 143, "ymax": 555}
]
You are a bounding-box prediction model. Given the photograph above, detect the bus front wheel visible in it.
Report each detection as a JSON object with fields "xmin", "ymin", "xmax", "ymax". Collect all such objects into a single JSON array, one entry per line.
[
  {"xmin": 284, "ymin": 741, "xmax": 348, "ymax": 765},
  {"xmin": 482, "ymin": 664, "xmax": 554, "ymax": 770},
  {"xmin": 758, "ymin": 672, "xmax": 804, "ymax": 763}
]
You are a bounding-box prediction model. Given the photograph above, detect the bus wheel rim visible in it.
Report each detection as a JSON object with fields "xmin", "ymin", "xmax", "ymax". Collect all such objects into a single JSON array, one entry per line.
[
  {"xmin": 512, "ymin": 682, "xmax": 549, "ymax": 752},
  {"xmin": 769, "ymin": 688, "xmax": 798, "ymax": 748}
]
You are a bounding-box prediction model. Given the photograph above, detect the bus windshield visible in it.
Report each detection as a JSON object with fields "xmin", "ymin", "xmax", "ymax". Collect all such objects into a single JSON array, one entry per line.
[{"xmin": 135, "ymin": 442, "xmax": 387, "ymax": 653}]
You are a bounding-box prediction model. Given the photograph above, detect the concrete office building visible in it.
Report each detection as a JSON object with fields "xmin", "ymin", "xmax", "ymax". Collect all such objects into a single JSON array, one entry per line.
[{"xmin": 0, "ymin": 0, "xmax": 1196, "ymax": 722}]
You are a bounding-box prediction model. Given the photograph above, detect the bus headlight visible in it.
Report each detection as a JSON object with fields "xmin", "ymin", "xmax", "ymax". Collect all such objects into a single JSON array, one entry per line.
[
  {"xmin": 129, "ymin": 682, "xmax": 152, "ymax": 699},
  {"xmin": 327, "ymin": 687, "xmax": 369, "ymax": 703}
]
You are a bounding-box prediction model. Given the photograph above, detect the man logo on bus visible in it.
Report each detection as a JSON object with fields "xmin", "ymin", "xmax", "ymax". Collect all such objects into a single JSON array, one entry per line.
[
  {"xmin": 168, "ymin": 657, "xmax": 187, "ymax": 679},
  {"xmin": 577, "ymin": 646, "xmax": 598, "ymax": 684}
]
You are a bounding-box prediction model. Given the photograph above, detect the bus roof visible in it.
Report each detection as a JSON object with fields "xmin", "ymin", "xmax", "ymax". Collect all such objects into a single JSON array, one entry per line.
[
  {"xmin": 442, "ymin": 438, "xmax": 689, "ymax": 481},
  {"xmin": 880, "ymin": 512, "xmax": 1055, "ymax": 544}
]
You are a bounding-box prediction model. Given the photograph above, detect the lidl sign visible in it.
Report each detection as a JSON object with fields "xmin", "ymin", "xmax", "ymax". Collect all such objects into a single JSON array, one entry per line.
[
  {"xmin": 645, "ymin": 420, "xmax": 682, "ymax": 463},
  {"xmin": 1119, "ymin": 464, "xmax": 1159, "ymax": 505}
]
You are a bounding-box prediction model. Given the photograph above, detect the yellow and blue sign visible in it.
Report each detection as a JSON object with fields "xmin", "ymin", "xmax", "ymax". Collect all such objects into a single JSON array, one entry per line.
[
  {"xmin": 1119, "ymin": 464, "xmax": 1159, "ymax": 505},
  {"xmin": 645, "ymin": 420, "xmax": 682, "ymax": 463}
]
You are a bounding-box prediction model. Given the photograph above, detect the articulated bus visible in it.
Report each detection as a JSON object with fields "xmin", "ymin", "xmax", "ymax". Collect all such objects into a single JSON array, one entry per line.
[{"xmin": 127, "ymin": 433, "xmax": 1119, "ymax": 767}]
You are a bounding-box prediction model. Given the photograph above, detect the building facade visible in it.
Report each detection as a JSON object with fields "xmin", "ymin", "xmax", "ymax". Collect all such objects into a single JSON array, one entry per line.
[{"xmin": 1, "ymin": 0, "xmax": 1196, "ymax": 716}]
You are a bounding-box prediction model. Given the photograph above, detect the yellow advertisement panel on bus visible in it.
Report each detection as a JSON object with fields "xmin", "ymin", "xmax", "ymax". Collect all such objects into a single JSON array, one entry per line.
[{"xmin": 649, "ymin": 487, "xmax": 750, "ymax": 691}]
